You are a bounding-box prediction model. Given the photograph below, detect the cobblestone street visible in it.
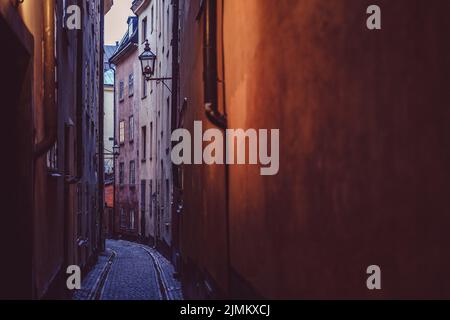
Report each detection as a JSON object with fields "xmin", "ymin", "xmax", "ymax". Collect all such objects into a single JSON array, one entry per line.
[{"xmin": 74, "ymin": 240, "xmax": 183, "ymax": 300}]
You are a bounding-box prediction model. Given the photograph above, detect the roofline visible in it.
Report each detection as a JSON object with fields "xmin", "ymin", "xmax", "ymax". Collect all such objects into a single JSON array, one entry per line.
[
  {"xmin": 132, "ymin": 0, "xmax": 151, "ymax": 16},
  {"xmin": 109, "ymin": 42, "xmax": 138, "ymax": 64}
]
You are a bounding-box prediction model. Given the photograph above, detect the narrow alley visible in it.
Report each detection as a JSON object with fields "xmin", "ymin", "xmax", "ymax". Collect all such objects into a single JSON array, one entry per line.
[
  {"xmin": 74, "ymin": 240, "xmax": 183, "ymax": 300},
  {"xmin": 3, "ymin": 0, "xmax": 450, "ymax": 302}
]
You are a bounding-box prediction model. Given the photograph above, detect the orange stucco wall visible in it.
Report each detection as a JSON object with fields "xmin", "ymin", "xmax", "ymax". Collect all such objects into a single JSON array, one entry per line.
[{"xmin": 179, "ymin": 0, "xmax": 450, "ymax": 299}]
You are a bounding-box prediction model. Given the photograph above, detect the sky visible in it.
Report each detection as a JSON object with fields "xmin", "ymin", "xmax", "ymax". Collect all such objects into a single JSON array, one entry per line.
[{"xmin": 105, "ymin": 0, "xmax": 135, "ymax": 45}]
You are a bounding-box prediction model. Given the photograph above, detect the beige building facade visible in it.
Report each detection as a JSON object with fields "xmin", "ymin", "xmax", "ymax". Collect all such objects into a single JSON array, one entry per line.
[{"xmin": 132, "ymin": 0, "xmax": 174, "ymax": 257}]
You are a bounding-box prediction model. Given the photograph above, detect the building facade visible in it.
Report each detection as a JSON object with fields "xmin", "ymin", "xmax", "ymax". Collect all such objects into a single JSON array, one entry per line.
[
  {"xmin": 175, "ymin": 0, "xmax": 450, "ymax": 299},
  {"xmin": 0, "ymin": 0, "xmax": 109, "ymax": 299},
  {"xmin": 102, "ymin": 44, "xmax": 116, "ymax": 239},
  {"xmin": 110, "ymin": 16, "xmax": 141, "ymax": 240},
  {"xmin": 104, "ymin": 44, "xmax": 117, "ymax": 176},
  {"xmin": 132, "ymin": 0, "xmax": 175, "ymax": 258}
]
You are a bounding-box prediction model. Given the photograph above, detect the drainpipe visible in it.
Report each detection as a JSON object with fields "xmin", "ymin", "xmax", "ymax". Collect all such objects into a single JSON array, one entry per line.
[
  {"xmin": 203, "ymin": 0, "xmax": 227, "ymax": 129},
  {"xmin": 64, "ymin": 28, "xmax": 84, "ymax": 186},
  {"xmin": 98, "ymin": 0, "xmax": 105, "ymax": 252},
  {"xmin": 171, "ymin": 0, "xmax": 180, "ymax": 273},
  {"xmin": 34, "ymin": 0, "xmax": 56, "ymax": 158},
  {"xmin": 204, "ymin": 0, "xmax": 231, "ymax": 298}
]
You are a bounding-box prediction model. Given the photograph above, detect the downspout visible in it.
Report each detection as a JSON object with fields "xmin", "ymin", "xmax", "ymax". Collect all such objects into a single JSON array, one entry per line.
[
  {"xmin": 220, "ymin": 0, "xmax": 231, "ymax": 299},
  {"xmin": 34, "ymin": 0, "xmax": 56, "ymax": 158},
  {"xmin": 204, "ymin": 0, "xmax": 231, "ymax": 298},
  {"xmin": 171, "ymin": 0, "xmax": 180, "ymax": 270},
  {"xmin": 98, "ymin": 0, "xmax": 105, "ymax": 252},
  {"xmin": 204, "ymin": 0, "xmax": 227, "ymax": 129},
  {"xmin": 203, "ymin": 0, "xmax": 232, "ymax": 297},
  {"xmin": 75, "ymin": 28, "xmax": 84, "ymax": 182},
  {"xmin": 65, "ymin": 27, "xmax": 84, "ymax": 185}
]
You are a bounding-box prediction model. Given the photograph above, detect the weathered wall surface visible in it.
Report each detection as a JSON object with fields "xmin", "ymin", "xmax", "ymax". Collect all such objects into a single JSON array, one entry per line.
[
  {"xmin": 1, "ymin": 0, "xmax": 104, "ymax": 298},
  {"xmin": 178, "ymin": 0, "xmax": 230, "ymax": 298},
  {"xmin": 115, "ymin": 47, "xmax": 141, "ymax": 238},
  {"xmin": 223, "ymin": 0, "xmax": 450, "ymax": 298},
  {"xmin": 178, "ymin": 0, "xmax": 450, "ymax": 299}
]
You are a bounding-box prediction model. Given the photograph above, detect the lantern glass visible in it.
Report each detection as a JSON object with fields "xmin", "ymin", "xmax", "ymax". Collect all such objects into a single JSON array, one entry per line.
[
  {"xmin": 139, "ymin": 40, "xmax": 156, "ymax": 80},
  {"xmin": 113, "ymin": 144, "xmax": 120, "ymax": 156}
]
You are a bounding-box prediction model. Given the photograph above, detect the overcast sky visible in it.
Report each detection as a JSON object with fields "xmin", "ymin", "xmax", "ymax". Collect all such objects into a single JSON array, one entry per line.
[{"xmin": 105, "ymin": 0, "xmax": 134, "ymax": 45}]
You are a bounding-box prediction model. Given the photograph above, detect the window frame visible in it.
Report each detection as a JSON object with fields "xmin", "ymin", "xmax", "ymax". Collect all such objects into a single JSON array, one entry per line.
[
  {"xmin": 119, "ymin": 120, "xmax": 125, "ymax": 144},
  {"xmin": 141, "ymin": 126, "xmax": 147, "ymax": 162},
  {"xmin": 130, "ymin": 209, "xmax": 136, "ymax": 230},
  {"xmin": 129, "ymin": 160, "xmax": 136, "ymax": 186},
  {"xmin": 128, "ymin": 73, "xmax": 134, "ymax": 97},
  {"xmin": 142, "ymin": 17, "xmax": 148, "ymax": 43},
  {"xmin": 129, "ymin": 115, "xmax": 134, "ymax": 143},
  {"xmin": 119, "ymin": 80, "xmax": 124, "ymax": 101},
  {"xmin": 119, "ymin": 162, "xmax": 125, "ymax": 186},
  {"xmin": 120, "ymin": 208, "xmax": 126, "ymax": 228}
]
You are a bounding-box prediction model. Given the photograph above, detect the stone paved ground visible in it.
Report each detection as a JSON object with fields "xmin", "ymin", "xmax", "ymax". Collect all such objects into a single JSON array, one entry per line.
[
  {"xmin": 73, "ymin": 249, "xmax": 113, "ymax": 300},
  {"xmin": 137, "ymin": 244, "xmax": 183, "ymax": 300},
  {"xmin": 73, "ymin": 239, "xmax": 183, "ymax": 300}
]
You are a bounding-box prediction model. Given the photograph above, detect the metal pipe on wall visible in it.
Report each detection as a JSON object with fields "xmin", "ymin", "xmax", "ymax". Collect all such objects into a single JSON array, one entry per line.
[
  {"xmin": 204, "ymin": 0, "xmax": 227, "ymax": 129},
  {"xmin": 34, "ymin": 0, "xmax": 56, "ymax": 158},
  {"xmin": 98, "ymin": 0, "xmax": 106, "ymax": 252}
]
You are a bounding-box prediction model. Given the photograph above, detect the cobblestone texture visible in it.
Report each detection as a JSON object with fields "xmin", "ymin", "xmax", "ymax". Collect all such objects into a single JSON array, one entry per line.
[
  {"xmin": 138, "ymin": 245, "xmax": 184, "ymax": 300},
  {"xmin": 74, "ymin": 239, "xmax": 183, "ymax": 300},
  {"xmin": 73, "ymin": 249, "xmax": 113, "ymax": 300}
]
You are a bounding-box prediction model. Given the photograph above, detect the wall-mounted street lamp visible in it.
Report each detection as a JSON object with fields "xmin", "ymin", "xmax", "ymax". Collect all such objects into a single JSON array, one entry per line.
[
  {"xmin": 139, "ymin": 40, "xmax": 157, "ymax": 80},
  {"xmin": 139, "ymin": 40, "xmax": 172, "ymax": 92},
  {"xmin": 99, "ymin": 144, "xmax": 120, "ymax": 157},
  {"xmin": 112, "ymin": 144, "xmax": 120, "ymax": 157}
]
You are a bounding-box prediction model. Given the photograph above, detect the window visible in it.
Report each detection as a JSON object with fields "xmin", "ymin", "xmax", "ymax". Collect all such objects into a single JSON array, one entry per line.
[
  {"xmin": 129, "ymin": 160, "xmax": 136, "ymax": 186},
  {"xmin": 129, "ymin": 116, "xmax": 134, "ymax": 142},
  {"xmin": 142, "ymin": 17, "xmax": 147, "ymax": 43},
  {"xmin": 128, "ymin": 20, "xmax": 134, "ymax": 37},
  {"xmin": 162, "ymin": 0, "xmax": 165, "ymax": 48},
  {"xmin": 128, "ymin": 73, "xmax": 134, "ymax": 97},
  {"xmin": 142, "ymin": 76, "xmax": 147, "ymax": 98},
  {"xmin": 167, "ymin": 6, "xmax": 170, "ymax": 45},
  {"xmin": 119, "ymin": 80, "xmax": 124, "ymax": 101},
  {"xmin": 120, "ymin": 208, "xmax": 126, "ymax": 228},
  {"xmin": 166, "ymin": 96, "xmax": 171, "ymax": 147},
  {"xmin": 150, "ymin": 122, "xmax": 153, "ymax": 160},
  {"xmin": 77, "ymin": 184, "xmax": 82, "ymax": 237},
  {"xmin": 119, "ymin": 121, "xmax": 125, "ymax": 144},
  {"xmin": 130, "ymin": 210, "xmax": 136, "ymax": 230},
  {"xmin": 119, "ymin": 162, "xmax": 125, "ymax": 186},
  {"xmin": 141, "ymin": 180, "xmax": 146, "ymax": 211},
  {"xmin": 151, "ymin": 6, "xmax": 154, "ymax": 33},
  {"xmin": 167, "ymin": 5, "xmax": 170, "ymax": 59},
  {"xmin": 141, "ymin": 126, "xmax": 147, "ymax": 161},
  {"xmin": 159, "ymin": 0, "xmax": 162, "ymax": 38},
  {"xmin": 47, "ymin": 142, "xmax": 58, "ymax": 170},
  {"xmin": 149, "ymin": 180, "xmax": 153, "ymax": 218},
  {"xmin": 166, "ymin": 179, "xmax": 170, "ymax": 214}
]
